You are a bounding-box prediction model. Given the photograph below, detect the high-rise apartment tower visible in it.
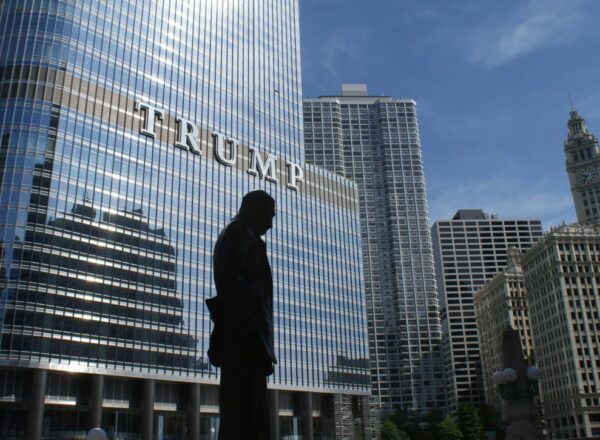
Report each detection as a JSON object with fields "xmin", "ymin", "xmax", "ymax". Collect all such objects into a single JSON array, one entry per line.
[
  {"xmin": 304, "ymin": 84, "xmax": 444, "ymax": 416},
  {"xmin": 431, "ymin": 210, "xmax": 543, "ymax": 412}
]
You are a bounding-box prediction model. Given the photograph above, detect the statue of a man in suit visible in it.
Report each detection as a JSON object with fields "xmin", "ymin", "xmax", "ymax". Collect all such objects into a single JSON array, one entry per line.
[{"xmin": 208, "ymin": 190, "xmax": 277, "ymax": 440}]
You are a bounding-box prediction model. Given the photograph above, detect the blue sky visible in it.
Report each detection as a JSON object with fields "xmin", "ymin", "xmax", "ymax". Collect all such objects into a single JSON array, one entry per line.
[{"xmin": 300, "ymin": 0, "xmax": 600, "ymax": 229}]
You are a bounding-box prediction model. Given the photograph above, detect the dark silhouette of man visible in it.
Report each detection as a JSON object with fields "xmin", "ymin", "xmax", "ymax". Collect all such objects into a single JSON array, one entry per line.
[{"xmin": 208, "ymin": 190, "xmax": 277, "ymax": 440}]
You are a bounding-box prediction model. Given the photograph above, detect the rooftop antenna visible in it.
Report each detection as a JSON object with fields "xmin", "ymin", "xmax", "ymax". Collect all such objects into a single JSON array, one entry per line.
[{"xmin": 569, "ymin": 94, "xmax": 575, "ymax": 111}]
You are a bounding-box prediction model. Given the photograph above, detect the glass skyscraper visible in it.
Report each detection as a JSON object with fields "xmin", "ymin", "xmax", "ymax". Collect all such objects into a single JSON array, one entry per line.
[
  {"xmin": 0, "ymin": 1, "xmax": 370, "ymax": 439},
  {"xmin": 304, "ymin": 84, "xmax": 445, "ymax": 417}
]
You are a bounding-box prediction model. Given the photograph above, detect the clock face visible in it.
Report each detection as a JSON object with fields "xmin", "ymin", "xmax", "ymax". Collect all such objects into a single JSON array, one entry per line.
[{"xmin": 577, "ymin": 168, "xmax": 597, "ymax": 184}]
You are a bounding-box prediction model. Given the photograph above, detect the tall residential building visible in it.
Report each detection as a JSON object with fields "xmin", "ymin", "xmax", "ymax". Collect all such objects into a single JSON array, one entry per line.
[
  {"xmin": 0, "ymin": 1, "xmax": 371, "ymax": 439},
  {"xmin": 474, "ymin": 248, "xmax": 535, "ymax": 412},
  {"xmin": 431, "ymin": 210, "xmax": 543, "ymax": 412},
  {"xmin": 564, "ymin": 109, "xmax": 600, "ymax": 223},
  {"xmin": 304, "ymin": 84, "xmax": 444, "ymax": 416},
  {"xmin": 523, "ymin": 224, "xmax": 600, "ymax": 440}
]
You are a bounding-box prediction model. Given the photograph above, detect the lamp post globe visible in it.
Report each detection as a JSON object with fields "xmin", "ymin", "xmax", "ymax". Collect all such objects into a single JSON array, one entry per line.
[
  {"xmin": 503, "ymin": 368, "xmax": 517, "ymax": 382},
  {"xmin": 493, "ymin": 371, "xmax": 505, "ymax": 385},
  {"xmin": 526, "ymin": 367, "xmax": 540, "ymax": 381},
  {"xmin": 86, "ymin": 428, "xmax": 107, "ymax": 440}
]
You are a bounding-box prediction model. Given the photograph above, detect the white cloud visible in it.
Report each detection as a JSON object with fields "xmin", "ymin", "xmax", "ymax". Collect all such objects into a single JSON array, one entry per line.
[
  {"xmin": 428, "ymin": 176, "xmax": 576, "ymax": 229},
  {"xmin": 468, "ymin": 0, "xmax": 583, "ymax": 68},
  {"xmin": 319, "ymin": 28, "xmax": 370, "ymax": 83}
]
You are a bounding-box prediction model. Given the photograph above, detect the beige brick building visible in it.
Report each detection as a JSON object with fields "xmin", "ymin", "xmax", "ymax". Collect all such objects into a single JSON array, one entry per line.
[
  {"xmin": 474, "ymin": 248, "xmax": 535, "ymax": 413},
  {"xmin": 522, "ymin": 224, "xmax": 600, "ymax": 439}
]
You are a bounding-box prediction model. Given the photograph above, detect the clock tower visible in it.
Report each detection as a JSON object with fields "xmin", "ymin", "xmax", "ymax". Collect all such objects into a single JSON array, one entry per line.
[{"xmin": 565, "ymin": 109, "xmax": 600, "ymax": 223}]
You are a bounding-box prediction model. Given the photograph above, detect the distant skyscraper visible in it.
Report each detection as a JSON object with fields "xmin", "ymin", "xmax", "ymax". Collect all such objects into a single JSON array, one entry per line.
[
  {"xmin": 304, "ymin": 84, "xmax": 444, "ymax": 416},
  {"xmin": 564, "ymin": 109, "xmax": 600, "ymax": 223},
  {"xmin": 431, "ymin": 210, "xmax": 543, "ymax": 412},
  {"xmin": 522, "ymin": 224, "xmax": 600, "ymax": 439},
  {"xmin": 474, "ymin": 248, "xmax": 535, "ymax": 413}
]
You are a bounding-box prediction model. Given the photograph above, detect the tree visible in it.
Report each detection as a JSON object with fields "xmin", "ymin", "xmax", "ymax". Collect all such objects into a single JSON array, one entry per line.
[
  {"xmin": 381, "ymin": 420, "xmax": 404, "ymax": 440},
  {"xmin": 437, "ymin": 416, "xmax": 463, "ymax": 440},
  {"xmin": 398, "ymin": 430, "xmax": 410, "ymax": 440},
  {"xmin": 424, "ymin": 407, "xmax": 446, "ymax": 439},
  {"xmin": 426, "ymin": 407, "xmax": 445, "ymax": 427},
  {"xmin": 458, "ymin": 404, "xmax": 484, "ymax": 440},
  {"xmin": 387, "ymin": 410, "xmax": 410, "ymax": 431},
  {"xmin": 386, "ymin": 410, "xmax": 418, "ymax": 438},
  {"xmin": 385, "ymin": 408, "xmax": 448, "ymax": 440}
]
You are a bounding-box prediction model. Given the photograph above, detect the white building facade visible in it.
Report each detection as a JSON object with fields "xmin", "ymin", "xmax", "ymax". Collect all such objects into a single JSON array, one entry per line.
[{"xmin": 304, "ymin": 84, "xmax": 445, "ymax": 417}]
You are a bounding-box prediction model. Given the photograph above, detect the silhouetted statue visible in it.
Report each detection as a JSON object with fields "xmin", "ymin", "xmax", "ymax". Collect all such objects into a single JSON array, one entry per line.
[{"xmin": 207, "ymin": 190, "xmax": 277, "ymax": 440}]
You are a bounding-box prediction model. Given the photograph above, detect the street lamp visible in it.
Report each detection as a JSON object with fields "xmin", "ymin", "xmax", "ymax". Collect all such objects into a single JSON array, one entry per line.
[{"xmin": 492, "ymin": 326, "xmax": 542, "ymax": 440}]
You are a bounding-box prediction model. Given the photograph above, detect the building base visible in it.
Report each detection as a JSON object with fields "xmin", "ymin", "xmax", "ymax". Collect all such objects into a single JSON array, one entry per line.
[{"xmin": 0, "ymin": 367, "xmax": 370, "ymax": 440}]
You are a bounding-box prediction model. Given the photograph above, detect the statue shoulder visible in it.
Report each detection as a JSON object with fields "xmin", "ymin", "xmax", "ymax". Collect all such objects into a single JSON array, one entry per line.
[{"xmin": 215, "ymin": 219, "xmax": 254, "ymax": 257}]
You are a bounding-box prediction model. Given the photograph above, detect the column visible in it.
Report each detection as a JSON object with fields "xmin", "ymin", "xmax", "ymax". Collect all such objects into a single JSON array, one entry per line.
[
  {"xmin": 360, "ymin": 396, "xmax": 371, "ymax": 440},
  {"xmin": 302, "ymin": 392, "xmax": 314, "ymax": 440},
  {"xmin": 88, "ymin": 374, "xmax": 104, "ymax": 429},
  {"xmin": 333, "ymin": 394, "xmax": 353, "ymax": 440},
  {"xmin": 140, "ymin": 379, "xmax": 155, "ymax": 440},
  {"xmin": 268, "ymin": 389, "xmax": 279, "ymax": 440},
  {"xmin": 26, "ymin": 369, "xmax": 48, "ymax": 440},
  {"xmin": 187, "ymin": 383, "xmax": 200, "ymax": 440}
]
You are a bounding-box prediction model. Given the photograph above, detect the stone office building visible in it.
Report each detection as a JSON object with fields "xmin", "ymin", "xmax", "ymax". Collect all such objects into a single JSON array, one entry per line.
[
  {"xmin": 522, "ymin": 224, "xmax": 600, "ymax": 439},
  {"xmin": 474, "ymin": 248, "xmax": 536, "ymax": 413},
  {"xmin": 431, "ymin": 210, "xmax": 543, "ymax": 412},
  {"xmin": 0, "ymin": 0, "xmax": 371, "ymax": 438}
]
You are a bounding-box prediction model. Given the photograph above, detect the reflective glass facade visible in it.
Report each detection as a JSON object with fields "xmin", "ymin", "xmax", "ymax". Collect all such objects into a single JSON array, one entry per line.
[{"xmin": 0, "ymin": 0, "xmax": 369, "ymax": 399}]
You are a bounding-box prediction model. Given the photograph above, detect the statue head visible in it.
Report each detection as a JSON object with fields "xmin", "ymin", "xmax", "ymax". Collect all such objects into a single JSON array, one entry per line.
[{"xmin": 238, "ymin": 190, "xmax": 276, "ymax": 236}]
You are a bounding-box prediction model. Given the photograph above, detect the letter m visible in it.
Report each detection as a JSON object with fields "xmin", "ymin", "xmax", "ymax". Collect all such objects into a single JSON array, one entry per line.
[{"xmin": 248, "ymin": 147, "xmax": 278, "ymax": 183}]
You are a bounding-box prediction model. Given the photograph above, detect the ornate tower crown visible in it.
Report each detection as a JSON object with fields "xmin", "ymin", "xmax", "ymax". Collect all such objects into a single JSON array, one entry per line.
[
  {"xmin": 565, "ymin": 108, "xmax": 599, "ymax": 166},
  {"xmin": 568, "ymin": 109, "xmax": 589, "ymax": 139},
  {"xmin": 564, "ymin": 107, "xmax": 600, "ymax": 224}
]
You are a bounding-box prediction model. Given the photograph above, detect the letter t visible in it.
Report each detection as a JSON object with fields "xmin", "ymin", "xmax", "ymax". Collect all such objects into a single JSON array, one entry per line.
[{"xmin": 135, "ymin": 100, "xmax": 164, "ymax": 138}]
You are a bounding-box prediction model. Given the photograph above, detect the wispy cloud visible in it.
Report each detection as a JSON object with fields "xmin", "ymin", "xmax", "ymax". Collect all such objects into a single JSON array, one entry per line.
[
  {"xmin": 468, "ymin": 0, "xmax": 583, "ymax": 68},
  {"xmin": 304, "ymin": 27, "xmax": 370, "ymax": 89},
  {"xmin": 428, "ymin": 176, "xmax": 576, "ymax": 229},
  {"xmin": 322, "ymin": 33, "xmax": 356, "ymax": 81}
]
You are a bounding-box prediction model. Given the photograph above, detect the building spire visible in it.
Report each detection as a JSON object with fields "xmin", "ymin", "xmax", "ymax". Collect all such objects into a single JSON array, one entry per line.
[
  {"xmin": 569, "ymin": 94, "xmax": 575, "ymax": 112},
  {"xmin": 568, "ymin": 105, "xmax": 588, "ymax": 139}
]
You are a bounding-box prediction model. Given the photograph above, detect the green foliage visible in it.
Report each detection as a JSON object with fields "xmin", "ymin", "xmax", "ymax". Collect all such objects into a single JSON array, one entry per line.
[
  {"xmin": 387, "ymin": 410, "xmax": 410, "ymax": 431},
  {"xmin": 353, "ymin": 422, "xmax": 363, "ymax": 440},
  {"xmin": 458, "ymin": 404, "xmax": 484, "ymax": 440},
  {"xmin": 397, "ymin": 430, "xmax": 410, "ymax": 440},
  {"xmin": 424, "ymin": 408, "xmax": 446, "ymax": 439},
  {"xmin": 426, "ymin": 408, "xmax": 445, "ymax": 427},
  {"xmin": 385, "ymin": 410, "xmax": 419, "ymax": 439},
  {"xmin": 381, "ymin": 420, "xmax": 403, "ymax": 440},
  {"xmin": 437, "ymin": 416, "xmax": 463, "ymax": 440}
]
